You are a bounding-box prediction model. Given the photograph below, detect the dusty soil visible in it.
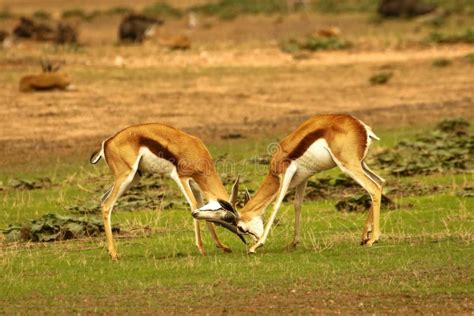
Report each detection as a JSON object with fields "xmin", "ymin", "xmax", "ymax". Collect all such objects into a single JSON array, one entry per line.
[
  {"xmin": 0, "ymin": 7, "xmax": 473, "ymax": 169},
  {"xmin": 4, "ymin": 285, "xmax": 472, "ymax": 314}
]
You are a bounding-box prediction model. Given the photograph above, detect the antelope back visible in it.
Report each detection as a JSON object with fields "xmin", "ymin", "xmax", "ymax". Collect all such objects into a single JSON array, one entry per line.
[{"xmin": 19, "ymin": 72, "xmax": 71, "ymax": 92}]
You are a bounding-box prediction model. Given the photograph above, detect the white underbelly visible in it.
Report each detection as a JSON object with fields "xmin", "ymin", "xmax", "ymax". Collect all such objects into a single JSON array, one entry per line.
[
  {"xmin": 138, "ymin": 147, "xmax": 176, "ymax": 175},
  {"xmin": 290, "ymin": 138, "xmax": 336, "ymax": 188}
]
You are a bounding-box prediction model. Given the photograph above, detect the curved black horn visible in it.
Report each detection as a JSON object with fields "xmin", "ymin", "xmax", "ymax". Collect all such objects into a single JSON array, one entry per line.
[
  {"xmin": 208, "ymin": 218, "xmax": 247, "ymax": 244},
  {"xmin": 230, "ymin": 176, "xmax": 240, "ymax": 208}
]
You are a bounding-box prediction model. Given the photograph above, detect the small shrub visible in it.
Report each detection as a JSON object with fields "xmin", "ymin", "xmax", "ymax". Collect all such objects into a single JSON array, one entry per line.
[
  {"xmin": 372, "ymin": 118, "xmax": 473, "ymax": 176},
  {"xmin": 62, "ymin": 8, "xmax": 86, "ymax": 19},
  {"xmin": 432, "ymin": 57, "xmax": 451, "ymax": 67},
  {"xmin": 425, "ymin": 29, "xmax": 474, "ymax": 44},
  {"xmin": 369, "ymin": 71, "xmax": 393, "ymax": 85},
  {"xmin": 142, "ymin": 2, "xmax": 182, "ymax": 18},
  {"xmin": 432, "ymin": 0, "xmax": 474, "ymax": 14},
  {"xmin": 0, "ymin": 7, "xmax": 13, "ymax": 19},
  {"xmin": 429, "ymin": 14, "xmax": 445, "ymax": 28},
  {"xmin": 106, "ymin": 6, "xmax": 133, "ymax": 15},
  {"xmin": 281, "ymin": 35, "xmax": 352, "ymax": 53},
  {"xmin": 62, "ymin": 8, "xmax": 101, "ymax": 21},
  {"xmin": 303, "ymin": 36, "xmax": 352, "ymax": 51},
  {"xmin": 32, "ymin": 10, "xmax": 51, "ymax": 20},
  {"xmin": 465, "ymin": 52, "xmax": 474, "ymax": 64},
  {"xmin": 312, "ymin": 0, "xmax": 376, "ymax": 13},
  {"xmin": 192, "ymin": 0, "xmax": 287, "ymax": 20}
]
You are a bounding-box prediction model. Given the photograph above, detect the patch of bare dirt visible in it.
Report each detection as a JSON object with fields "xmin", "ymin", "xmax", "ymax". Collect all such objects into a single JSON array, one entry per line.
[
  {"xmin": 3, "ymin": 287, "xmax": 472, "ymax": 314},
  {"xmin": 0, "ymin": 10, "xmax": 473, "ymax": 168}
]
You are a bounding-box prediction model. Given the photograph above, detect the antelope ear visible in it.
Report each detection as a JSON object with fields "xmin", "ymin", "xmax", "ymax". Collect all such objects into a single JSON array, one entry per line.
[
  {"xmin": 40, "ymin": 58, "xmax": 49, "ymax": 72},
  {"xmin": 217, "ymin": 199, "xmax": 236, "ymax": 214},
  {"xmin": 229, "ymin": 176, "xmax": 240, "ymax": 208},
  {"xmin": 244, "ymin": 189, "xmax": 251, "ymax": 204}
]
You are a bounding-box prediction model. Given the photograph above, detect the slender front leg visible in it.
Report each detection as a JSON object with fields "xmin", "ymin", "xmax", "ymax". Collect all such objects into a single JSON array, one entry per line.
[
  {"xmin": 171, "ymin": 170, "xmax": 206, "ymax": 256},
  {"xmin": 193, "ymin": 219, "xmax": 205, "ymax": 256},
  {"xmin": 206, "ymin": 222, "xmax": 232, "ymax": 253},
  {"xmin": 189, "ymin": 179, "xmax": 231, "ymax": 253},
  {"xmin": 287, "ymin": 180, "xmax": 307, "ymax": 250},
  {"xmin": 249, "ymin": 161, "xmax": 298, "ymax": 253},
  {"xmin": 361, "ymin": 206, "xmax": 374, "ymax": 245}
]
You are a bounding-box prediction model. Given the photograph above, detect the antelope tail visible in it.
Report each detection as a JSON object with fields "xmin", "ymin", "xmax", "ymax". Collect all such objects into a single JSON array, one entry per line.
[{"xmin": 90, "ymin": 142, "xmax": 105, "ymax": 164}]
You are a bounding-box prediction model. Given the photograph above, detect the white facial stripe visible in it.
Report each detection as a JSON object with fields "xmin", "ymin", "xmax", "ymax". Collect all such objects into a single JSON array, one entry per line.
[{"xmin": 197, "ymin": 200, "xmax": 222, "ymax": 211}]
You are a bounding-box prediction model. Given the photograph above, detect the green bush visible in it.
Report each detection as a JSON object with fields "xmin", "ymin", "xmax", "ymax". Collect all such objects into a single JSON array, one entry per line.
[
  {"xmin": 427, "ymin": 0, "xmax": 474, "ymax": 14},
  {"xmin": 432, "ymin": 57, "xmax": 452, "ymax": 67},
  {"xmin": 192, "ymin": 0, "xmax": 288, "ymax": 20},
  {"xmin": 106, "ymin": 6, "xmax": 133, "ymax": 15},
  {"xmin": 312, "ymin": 0, "xmax": 376, "ymax": 13},
  {"xmin": 62, "ymin": 8, "xmax": 101, "ymax": 21},
  {"xmin": 465, "ymin": 52, "xmax": 474, "ymax": 63},
  {"xmin": 425, "ymin": 29, "xmax": 474, "ymax": 44},
  {"xmin": 373, "ymin": 118, "xmax": 473, "ymax": 176},
  {"xmin": 0, "ymin": 7, "xmax": 13, "ymax": 19},
  {"xmin": 32, "ymin": 10, "xmax": 51, "ymax": 20},
  {"xmin": 142, "ymin": 2, "xmax": 182, "ymax": 18},
  {"xmin": 369, "ymin": 71, "xmax": 393, "ymax": 85},
  {"xmin": 281, "ymin": 35, "xmax": 352, "ymax": 53}
]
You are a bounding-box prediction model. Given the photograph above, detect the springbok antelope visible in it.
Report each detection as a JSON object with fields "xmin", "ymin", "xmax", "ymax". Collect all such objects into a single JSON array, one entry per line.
[
  {"xmin": 193, "ymin": 114, "xmax": 385, "ymax": 253},
  {"xmin": 19, "ymin": 59, "xmax": 72, "ymax": 92},
  {"xmin": 90, "ymin": 123, "xmax": 244, "ymax": 260}
]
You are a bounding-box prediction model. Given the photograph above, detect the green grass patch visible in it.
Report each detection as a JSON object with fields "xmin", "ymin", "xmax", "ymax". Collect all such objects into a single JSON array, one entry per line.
[
  {"xmin": 190, "ymin": 0, "xmax": 474, "ymax": 19},
  {"xmin": 281, "ymin": 36, "xmax": 352, "ymax": 54},
  {"xmin": 142, "ymin": 2, "xmax": 183, "ymax": 18},
  {"xmin": 192, "ymin": 0, "xmax": 288, "ymax": 20},
  {"xmin": 105, "ymin": 6, "xmax": 134, "ymax": 16},
  {"xmin": 32, "ymin": 10, "xmax": 50, "ymax": 20},
  {"xmin": 425, "ymin": 28, "xmax": 474, "ymax": 44},
  {"xmin": 465, "ymin": 52, "xmax": 474, "ymax": 63},
  {"xmin": 312, "ymin": 0, "xmax": 376, "ymax": 13},
  {"xmin": 62, "ymin": 8, "xmax": 101, "ymax": 22}
]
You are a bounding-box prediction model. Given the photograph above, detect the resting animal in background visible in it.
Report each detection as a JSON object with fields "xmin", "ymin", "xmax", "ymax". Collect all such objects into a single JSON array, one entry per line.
[
  {"xmin": 378, "ymin": 0, "xmax": 436, "ymax": 17},
  {"xmin": 90, "ymin": 123, "xmax": 245, "ymax": 260},
  {"xmin": 193, "ymin": 114, "xmax": 385, "ymax": 253},
  {"xmin": 13, "ymin": 17, "xmax": 78, "ymax": 44},
  {"xmin": 118, "ymin": 14, "xmax": 163, "ymax": 43},
  {"xmin": 19, "ymin": 59, "xmax": 73, "ymax": 92}
]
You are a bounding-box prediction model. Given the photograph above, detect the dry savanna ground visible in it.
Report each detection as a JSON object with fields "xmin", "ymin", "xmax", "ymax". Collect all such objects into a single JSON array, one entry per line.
[
  {"xmin": 0, "ymin": 2, "xmax": 473, "ymax": 167},
  {"xmin": 0, "ymin": 1, "xmax": 473, "ymax": 314}
]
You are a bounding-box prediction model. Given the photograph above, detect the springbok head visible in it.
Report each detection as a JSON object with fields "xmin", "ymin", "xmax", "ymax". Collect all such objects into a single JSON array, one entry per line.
[
  {"xmin": 40, "ymin": 58, "xmax": 61, "ymax": 73},
  {"xmin": 192, "ymin": 177, "xmax": 262, "ymax": 244}
]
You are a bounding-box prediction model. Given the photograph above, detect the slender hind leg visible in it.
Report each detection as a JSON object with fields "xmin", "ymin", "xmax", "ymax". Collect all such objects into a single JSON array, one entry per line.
[
  {"xmin": 101, "ymin": 171, "xmax": 136, "ymax": 260},
  {"xmin": 189, "ymin": 180, "xmax": 231, "ymax": 253},
  {"xmin": 287, "ymin": 180, "xmax": 307, "ymax": 250},
  {"xmin": 331, "ymin": 157, "xmax": 383, "ymax": 246},
  {"xmin": 347, "ymin": 165, "xmax": 381, "ymax": 246}
]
